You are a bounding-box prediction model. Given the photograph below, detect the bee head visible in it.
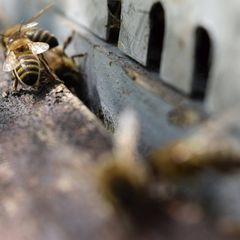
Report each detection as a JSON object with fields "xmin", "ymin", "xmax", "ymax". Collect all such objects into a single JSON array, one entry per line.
[{"xmin": 8, "ymin": 38, "xmax": 31, "ymax": 52}]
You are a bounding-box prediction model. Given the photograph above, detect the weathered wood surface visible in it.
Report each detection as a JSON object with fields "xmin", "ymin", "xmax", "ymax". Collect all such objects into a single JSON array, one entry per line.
[
  {"xmin": 0, "ymin": 5, "xmax": 238, "ymax": 240},
  {"xmin": 0, "ymin": 68, "xmax": 121, "ymax": 240},
  {"xmin": 0, "ymin": 68, "xmax": 236, "ymax": 240}
]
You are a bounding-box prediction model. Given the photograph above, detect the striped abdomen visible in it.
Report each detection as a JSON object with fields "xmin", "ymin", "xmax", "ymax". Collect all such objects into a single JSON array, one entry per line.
[
  {"xmin": 14, "ymin": 53, "xmax": 40, "ymax": 86},
  {"xmin": 26, "ymin": 28, "xmax": 59, "ymax": 49}
]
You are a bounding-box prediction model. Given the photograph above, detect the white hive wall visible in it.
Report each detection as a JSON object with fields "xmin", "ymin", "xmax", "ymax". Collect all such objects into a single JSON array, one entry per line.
[{"xmin": 119, "ymin": 0, "xmax": 240, "ymax": 112}]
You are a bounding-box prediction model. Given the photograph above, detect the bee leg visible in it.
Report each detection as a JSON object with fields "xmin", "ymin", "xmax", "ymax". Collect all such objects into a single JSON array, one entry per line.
[
  {"xmin": 71, "ymin": 53, "xmax": 87, "ymax": 66},
  {"xmin": 39, "ymin": 54, "xmax": 63, "ymax": 83},
  {"xmin": 63, "ymin": 31, "xmax": 75, "ymax": 50},
  {"xmin": 63, "ymin": 31, "xmax": 87, "ymax": 61},
  {"xmin": 13, "ymin": 79, "xmax": 19, "ymax": 91},
  {"xmin": 12, "ymin": 71, "xmax": 19, "ymax": 91},
  {"xmin": 34, "ymin": 76, "xmax": 40, "ymax": 90},
  {"xmin": 71, "ymin": 53, "xmax": 87, "ymax": 60}
]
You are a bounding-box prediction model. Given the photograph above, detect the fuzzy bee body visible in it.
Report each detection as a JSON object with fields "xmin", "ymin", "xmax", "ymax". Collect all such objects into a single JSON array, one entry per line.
[
  {"xmin": 26, "ymin": 28, "xmax": 58, "ymax": 49},
  {"xmin": 12, "ymin": 51, "xmax": 40, "ymax": 86},
  {"xmin": 44, "ymin": 32, "xmax": 85, "ymax": 96},
  {"xmin": 2, "ymin": 37, "xmax": 59, "ymax": 90},
  {"xmin": 46, "ymin": 46, "xmax": 78, "ymax": 81},
  {"xmin": 2, "ymin": 25, "xmax": 58, "ymax": 50},
  {"xmin": 1, "ymin": 4, "xmax": 61, "ymax": 91},
  {"xmin": 1, "ymin": 4, "xmax": 58, "ymax": 51}
]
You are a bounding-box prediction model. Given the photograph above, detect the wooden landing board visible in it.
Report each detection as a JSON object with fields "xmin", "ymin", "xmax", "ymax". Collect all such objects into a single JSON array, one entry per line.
[
  {"xmin": 0, "ymin": 74, "xmax": 233, "ymax": 240},
  {"xmin": 0, "ymin": 72, "xmax": 125, "ymax": 240}
]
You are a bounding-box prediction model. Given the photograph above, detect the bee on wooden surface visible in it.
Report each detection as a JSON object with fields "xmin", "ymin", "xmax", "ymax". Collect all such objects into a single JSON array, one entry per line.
[
  {"xmin": 44, "ymin": 32, "xmax": 80, "ymax": 80},
  {"xmin": 96, "ymin": 110, "xmax": 162, "ymax": 225},
  {"xmin": 1, "ymin": 4, "xmax": 60, "ymax": 90},
  {"xmin": 44, "ymin": 31, "xmax": 86, "ymax": 97},
  {"xmin": 2, "ymin": 36, "xmax": 57, "ymax": 90},
  {"xmin": 1, "ymin": 4, "xmax": 58, "ymax": 51}
]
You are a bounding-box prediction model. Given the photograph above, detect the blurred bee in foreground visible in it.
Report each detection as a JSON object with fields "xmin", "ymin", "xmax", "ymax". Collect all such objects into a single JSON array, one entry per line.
[
  {"xmin": 146, "ymin": 109, "xmax": 240, "ymax": 181},
  {"xmin": 1, "ymin": 4, "xmax": 60, "ymax": 90},
  {"xmin": 97, "ymin": 110, "xmax": 163, "ymax": 225},
  {"xmin": 97, "ymin": 108, "xmax": 240, "ymax": 230}
]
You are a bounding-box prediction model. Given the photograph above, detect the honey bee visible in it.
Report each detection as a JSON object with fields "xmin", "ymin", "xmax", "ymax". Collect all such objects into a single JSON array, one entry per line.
[
  {"xmin": 1, "ymin": 4, "xmax": 58, "ymax": 50},
  {"xmin": 2, "ymin": 37, "xmax": 57, "ymax": 90},
  {"xmin": 1, "ymin": 4, "xmax": 60, "ymax": 90},
  {"xmin": 44, "ymin": 31, "xmax": 86, "ymax": 95},
  {"xmin": 96, "ymin": 110, "xmax": 155, "ymax": 224},
  {"xmin": 148, "ymin": 133, "xmax": 240, "ymax": 180}
]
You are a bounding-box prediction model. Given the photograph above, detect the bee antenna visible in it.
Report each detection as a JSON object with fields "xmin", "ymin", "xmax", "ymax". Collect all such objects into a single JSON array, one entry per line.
[
  {"xmin": 24, "ymin": 3, "xmax": 54, "ymax": 24},
  {"xmin": 19, "ymin": 20, "xmax": 25, "ymax": 33},
  {"xmin": 0, "ymin": 33, "xmax": 5, "ymax": 43},
  {"xmin": 19, "ymin": 25, "xmax": 22, "ymax": 34}
]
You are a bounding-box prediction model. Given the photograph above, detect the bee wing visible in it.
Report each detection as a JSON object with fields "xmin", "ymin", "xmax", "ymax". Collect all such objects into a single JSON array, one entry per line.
[
  {"xmin": 29, "ymin": 42, "xmax": 49, "ymax": 55},
  {"xmin": 22, "ymin": 22, "xmax": 39, "ymax": 30},
  {"xmin": 3, "ymin": 51, "xmax": 18, "ymax": 72}
]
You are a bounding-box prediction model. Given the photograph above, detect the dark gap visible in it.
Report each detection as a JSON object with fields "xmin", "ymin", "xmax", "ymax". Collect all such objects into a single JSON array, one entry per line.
[
  {"xmin": 191, "ymin": 27, "xmax": 212, "ymax": 100},
  {"xmin": 107, "ymin": 0, "xmax": 122, "ymax": 44},
  {"xmin": 56, "ymin": 66, "xmax": 90, "ymax": 106},
  {"xmin": 147, "ymin": 2, "xmax": 165, "ymax": 71}
]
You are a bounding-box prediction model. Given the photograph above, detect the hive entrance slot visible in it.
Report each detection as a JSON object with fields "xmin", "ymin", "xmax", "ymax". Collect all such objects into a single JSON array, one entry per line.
[
  {"xmin": 191, "ymin": 27, "xmax": 212, "ymax": 100},
  {"xmin": 107, "ymin": 0, "xmax": 122, "ymax": 44},
  {"xmin": 147, "ymin": 3, "xmax": 165, "ymax": 71}
]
